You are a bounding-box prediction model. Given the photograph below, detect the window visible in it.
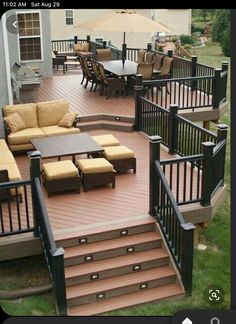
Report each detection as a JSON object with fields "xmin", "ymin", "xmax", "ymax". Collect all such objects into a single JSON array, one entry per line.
[
  {"xmin": 65, "ymin": 10, "xmax": 74, "ymax": 25},
  {"xmin": 17, "ymin": 12, "xmax": 42, "ymax": 61}
]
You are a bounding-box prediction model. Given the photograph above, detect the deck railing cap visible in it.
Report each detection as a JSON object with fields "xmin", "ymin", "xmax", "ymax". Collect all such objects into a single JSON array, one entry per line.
[
  {"xmin": 217, "ymin": 124, "xmax": 228, "ymax": 130},
  {"xmin": 149, "ymin": 135, "xmax": 162, "ymax": 143}
]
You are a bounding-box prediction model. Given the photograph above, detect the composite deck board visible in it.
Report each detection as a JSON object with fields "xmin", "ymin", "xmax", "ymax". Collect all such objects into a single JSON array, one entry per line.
[{"xmin": 1, "ymin": 129, "xmax": 200, "ymax": 233}]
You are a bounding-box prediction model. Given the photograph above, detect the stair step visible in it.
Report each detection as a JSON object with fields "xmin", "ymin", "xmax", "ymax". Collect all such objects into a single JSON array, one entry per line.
[
  {"xmin": 66, "ymin": 266, "xmax": 176, "ymax": 307},
  {"xmin": 64, "ymin": 232, "xmax": 162, "ymax": 266},
  {"xmin": 68, "ymin": 282, "xmax": 184, "ymax": 316},
  {"xmin": 78, "ymin": 114, "xmax": 134, "ymax": 123},
  {"xmin": 78, "ymin": 120, "xmax": 134, "ymax": 132},
  {"xmin": 65, "ymin": 248, "xmax": 169, "ymax": 286},
  {"xmin": 55, "ymin": 215, "xmax": 156, "ymax": 248}
]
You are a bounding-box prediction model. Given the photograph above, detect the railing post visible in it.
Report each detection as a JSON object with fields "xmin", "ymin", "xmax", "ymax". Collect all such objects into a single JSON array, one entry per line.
[
  {"xmin": 28, "ymin": 151, "xmax": 41, "ymax": 236},
  {"xmin": 201, "ymin": 142, "xmax": 215, "ymax": 206},
  {"xmin": 180, "ymin": 223, "xmax": 195, "ymax": 295},
  {"xmin": 147, "ymin": 42, "xmax": 152, "ymax": 51},
  {"xmin": 217, "ymin": 124, "xmax": 228, "ymax": 142},
  {"xmin": 86, "ymin": 35, "xmax": 90, "ymax": 42},
  {"xmin": 149, "ymin": 136, "xmax": 162, "ymax": 216},
  {"xmin": 102, "ymin": 40, "xmax": 107, "ymax": 48},
  {"xmin": 51, "ymin": 248, "xmax": 67, "ymax": 316},
  {"xmin": 167, "ymin": 49, "xmax": 173, "ymax": 57},
  {"xmin": 222, "ymin": 61, "xmax": 229, "ymax": 73},
  {"xmin": 74, "ymin": 36, "xmax": 77, "ymax": 44},
  {"xmin": 191, "ymin": 55, "xmax": 197, "ymax": 91},
  {"xmin": 212, "ymin": 68, "xmax": 222, "ymax": 109},
  {"xmin": 168, "ymin": 104, "xmax": 179, "ymax": 154},
  {"xmin": 134, "ymin": 74, "xmax": 144, "ymax": 131}
]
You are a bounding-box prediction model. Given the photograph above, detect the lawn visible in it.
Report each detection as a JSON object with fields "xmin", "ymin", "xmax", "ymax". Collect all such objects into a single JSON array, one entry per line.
[{"xmin": 0, "ymin": 41, "xmax": 231, "ymax": 317}]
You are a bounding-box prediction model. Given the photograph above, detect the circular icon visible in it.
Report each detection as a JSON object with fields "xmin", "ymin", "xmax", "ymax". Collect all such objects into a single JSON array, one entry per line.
[
  {"xmin": 203, "ymin": 285, "xmax": 225, "ymax": 305},
  {"xmin": 6, "ymin": 14, "xmax": 18, "ymax": 35},
  {"xmin": 210, "ymin": 317, "xmax": 220, "ymax": 324}
]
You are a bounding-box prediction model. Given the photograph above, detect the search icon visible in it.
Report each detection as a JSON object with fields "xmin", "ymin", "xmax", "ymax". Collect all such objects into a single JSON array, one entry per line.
[{"xmin": 210, "ymin": 317, "xmax": 220, "ymax": 324}]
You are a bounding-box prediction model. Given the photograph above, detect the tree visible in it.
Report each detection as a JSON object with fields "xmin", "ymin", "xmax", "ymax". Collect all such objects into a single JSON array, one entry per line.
[
  {"xmin": 212, "ymin": 9, "xmax": 230, "ymax": 57},
  {"xmin": 212, "ymin": 9, "xmax": 230, "ymax": 42}
]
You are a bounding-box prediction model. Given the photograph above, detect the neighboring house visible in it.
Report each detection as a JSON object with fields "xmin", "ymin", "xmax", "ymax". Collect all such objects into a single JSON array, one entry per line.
[
  {"xmin": 50, "ymin": 9, "xmax": 192, "ymax": 49},
  {"xmin": 0, "ymin": 9, "xmax": 53, "ymax": 137}
]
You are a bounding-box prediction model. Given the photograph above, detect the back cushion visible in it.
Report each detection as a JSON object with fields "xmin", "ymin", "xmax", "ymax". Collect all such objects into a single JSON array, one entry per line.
[
  {"xmin": 82, "ymin": 42, "xmax": 89, "ymax": 52},
  {"xmin": 74, "ymin": 43, "xmax": 83, "ymax": 52},
  {"xmin": 37, "ymin": 100, "xmax": 69, "ymax": 127},
  {"xmin": 3, "ymin": 103, "xmax": 38, "ymax": 128}
]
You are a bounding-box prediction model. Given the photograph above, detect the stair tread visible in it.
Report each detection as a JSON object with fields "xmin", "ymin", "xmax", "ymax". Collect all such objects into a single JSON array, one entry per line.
[
  {"xmin": 65, "ymin": 248, "xmax": 168, "ymax": 279},
  {"xmin": 64, "ymin": 232, "xmax": 161, "ymax": 259},
  {"xmin": 55, "ymin": 215, "xmax": 155, "ymax": 242},
  {"xmin": 68, "ymin": 282, "xmax": 184, "ymax": 316},
  {"xmin": 66, "ymin": 265, "xmax": 175, "ymax": 299}
]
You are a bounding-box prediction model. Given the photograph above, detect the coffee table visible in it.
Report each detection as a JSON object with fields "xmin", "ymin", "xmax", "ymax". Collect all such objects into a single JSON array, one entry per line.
[{"xmin": 31, "ymin": 133, "xmax": 104, "ymax": 163}]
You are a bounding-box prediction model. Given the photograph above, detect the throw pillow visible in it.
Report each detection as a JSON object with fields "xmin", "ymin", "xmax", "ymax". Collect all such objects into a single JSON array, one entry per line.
[
  {"xmin": 3, "ymin": 112, "xmax": 26, "ymax": 133},
  {"xmin": 74, "ymin": 43, "xmax": 83, "ymax": 52},
  {"xmin": 82, "ymin": 42, "xmax": 89, "ymax": 52},
  {"xmin": 58, "ymin": 112, "xmax": 77, "ymax": 128}
]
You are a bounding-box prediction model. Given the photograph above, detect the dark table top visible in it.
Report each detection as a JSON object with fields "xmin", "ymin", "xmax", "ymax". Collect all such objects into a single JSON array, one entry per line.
[
  {"xmin": 99, "ymin": 60, "xmax": 138, "ymax": 77},
  {"xmin": 31, "ymin": 133, "xmax": 103, "ymax": 159}
]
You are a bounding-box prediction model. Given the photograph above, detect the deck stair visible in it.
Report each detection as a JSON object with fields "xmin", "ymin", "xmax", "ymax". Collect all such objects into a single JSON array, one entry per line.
[
  {"xmin": 55, "ymin": 215, "xmax": 184, "ymax": 316},
  {"xmin": 76, "ymin": 114, "xmax": 135, "ymax": 132}
]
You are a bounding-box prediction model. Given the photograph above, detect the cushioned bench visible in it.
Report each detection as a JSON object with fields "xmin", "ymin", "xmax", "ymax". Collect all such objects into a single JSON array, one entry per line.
[
  {"xmin": 42, "ymin": 160, "xmax": 80, "ymax": 197},
  {"xmin": 102, "ymin": 145, "xmax": 136, "ymax": 173},
  {"xmin": 77, "ymin": 158, "xmax": 115, "ymax": 191}
]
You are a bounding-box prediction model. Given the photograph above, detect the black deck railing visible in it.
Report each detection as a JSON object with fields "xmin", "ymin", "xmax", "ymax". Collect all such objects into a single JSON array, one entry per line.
[
  {"xmin": 149, "ymin": 137, "xmax": 195, "ymax": 294},
  {"xmin": 0, "ymin": 152, "xmax": 67, "ymax": 316},
  {"xmin": 160, "ymin": 155, "xmax": 204, "ymax": 206},
  {"xmin": 0, "ymin": 179, "xmax": 34, "ymax": 237}
]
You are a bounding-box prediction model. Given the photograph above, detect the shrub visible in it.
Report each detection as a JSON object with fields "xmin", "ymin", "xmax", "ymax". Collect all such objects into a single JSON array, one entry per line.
[
  {"xmin": 221, "ymin": 25, "xmax": 230, "ymax": 57},
  {"xmin": 180, "ymin": 34, "xmax": 194, "ymax": 45}
]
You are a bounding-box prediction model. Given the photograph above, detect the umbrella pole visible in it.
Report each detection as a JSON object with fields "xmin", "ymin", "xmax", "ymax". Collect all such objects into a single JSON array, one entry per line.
[{"xmin": 122, "ymin": 32, "xmax": 126, "ymax": 66}]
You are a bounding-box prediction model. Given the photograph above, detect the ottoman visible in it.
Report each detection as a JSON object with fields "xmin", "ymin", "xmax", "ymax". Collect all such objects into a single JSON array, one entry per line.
[
  {"xmin": 42, "ymin": 160, "xmax": 80, "ymax": 197},
  {"xmin": 102, "ymin": 145, "xmax": 136, "ymax": 173},
  {"xmin": 77, "ymin": 158, "xmax": 115, "ymax": 191},
  {"xmin": 91, "ymin": 134, "xmax": 120, "ymax": 147}
]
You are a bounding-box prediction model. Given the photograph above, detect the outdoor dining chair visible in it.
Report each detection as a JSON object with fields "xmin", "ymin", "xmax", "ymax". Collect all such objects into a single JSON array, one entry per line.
[
  {"xmin": 96, "ymin": 48, "xmax": 112, "ymax": 61},
  {"xmin": 136, "ymin": 49, "xmax": 147, "ymax": 64}
]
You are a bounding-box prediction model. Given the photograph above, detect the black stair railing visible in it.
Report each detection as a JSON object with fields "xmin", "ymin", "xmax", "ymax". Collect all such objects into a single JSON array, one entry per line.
[{"xmin": 149, "ymin": 136, "xmax": 195, "ymax": 295}]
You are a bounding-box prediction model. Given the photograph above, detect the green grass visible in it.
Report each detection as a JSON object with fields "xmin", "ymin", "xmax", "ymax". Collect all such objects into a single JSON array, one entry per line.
[{"xmin": 0, "ymin": 42, "xmax": 230, "ymax": 317}]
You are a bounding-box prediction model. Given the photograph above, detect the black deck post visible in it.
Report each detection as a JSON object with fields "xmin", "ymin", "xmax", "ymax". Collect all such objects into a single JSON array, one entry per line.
[
  {"xmin": 222, "ymin": 61, "xmax": 229, "ymax": 72},
  {"xmin": 149, "ymin": 136, "xmax": 162, "ymax": 216},
  {"xmin": 147, "ymin": 42, "xmax": 152, "ymax": 51},
  {"xmin": 28, "ymin": 151, "xmax": 41, "ymax": 236},
  {"xmin": 134, "ymin": 74, "xmax": 144, "ymax": 131},
  {"xmin": 217, "ymin": 124, "xmax": 228, "ymax": 142},
  {"xmin": 201, "ymin": 142, "xmax": 215, "ymax": 206},
  {"xmin": 191, "ymin": 55, "xmax": 197, "ymax": 91},
  {"xmin": 180, "ymin": 222, "xmax": 195, "ymax": 295},
  {"xmin": 86, "ymin": 35, "xmax": 90, "ymax": 42},
  {"xmin": 74, "ymin": 36, "xmax": 77, "ymax": 44},
  {"xmin": 212, "ymin": 68, "xmax": 222, "ymax": 109},
  {"xmin": 167, "ymin": 49, "xmax": 173, "ymax": 57},
  {"xmin": 102, "ymin": 40, "xmax": 107, "ymax": 48},
  {"xmin": 168, "ymin": 104, "xmax": 179, "ymax": 154}
]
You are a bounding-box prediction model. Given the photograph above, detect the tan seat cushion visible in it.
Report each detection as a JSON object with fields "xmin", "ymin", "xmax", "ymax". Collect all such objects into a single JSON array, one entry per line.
[
  {"xmin": 58, "ymin": 112, "xmax": 77, "ymax": 128},
  {"xmin": 3, "ymin": 112, "xmax": 26, "ymax": 134},
  {"xmin": 7, "ymin": 128, "xmax": 45, "ymax": 145},
  {"xmin": 43, "ymin": 160, "xmax": 78, "ymax": 180},
  {"xmin": 0, "ymin": 150, "xmax": 16, "ymax": 164},
  {"xmin": 82, "ymin": 42, "xmax": 89, "ymax": 51},
  {"xmin": 0, "ymin": 163, "xmax": 22, "ymax": 181},
  {"xmin": 3, "ymin": 103, "xmax": 38, "ymax": 128},
  {"xmin": 0, "ymin": 139, "xmax": 9, "ymax": 151},
  {"xmin": 74, "ymin": 43, "xmax": 83, "ymax": 52},
  {"xmin": 91, "ymin": 134, "xmax": 120, "ymax": 147},
  {"xmin": 77, "ymin": 158, "xmax": 113, "ymax": 174},
  {"xmin": 103, "ymin": 146, "xmax": 135, "ymax": 160},
  {"xmin": 8, "ymin": 143, "xmax": 35, "ymax": 152},
  {"xmin": 37, "ymin": 100, "xmax": 69, "ymax": 127},
  {"xmin": 41, "ymin": 125, "xmax": 80, "ymax": 136}
]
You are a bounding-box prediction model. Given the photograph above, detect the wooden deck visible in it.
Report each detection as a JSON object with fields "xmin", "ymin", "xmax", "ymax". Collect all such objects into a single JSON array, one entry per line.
[{"xmin": 13, "ymin": 130, "xmax": 171, "ymax": 233}]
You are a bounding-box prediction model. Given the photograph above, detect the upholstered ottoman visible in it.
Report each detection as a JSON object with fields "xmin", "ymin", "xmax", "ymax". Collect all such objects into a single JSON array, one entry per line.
[
  {"xmin": 42, "ymin": 160, "xmax": 80, "ymax": 197},
  {"xmin": 77, "ymin": 158, "xmax": 115, "ymax": 191},
  {"xmin": 102, "ymin": 145, "xmax": 136, "ymax": 173},
  {"xmin": 91, "ymin": 134, "xmax": 120, "ymax": 147}
]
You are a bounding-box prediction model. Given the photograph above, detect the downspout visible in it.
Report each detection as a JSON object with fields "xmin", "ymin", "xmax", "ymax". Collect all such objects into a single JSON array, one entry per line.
[{"xmin": 2, "ymin": 12, "xmax": 13, "ymax": 104}]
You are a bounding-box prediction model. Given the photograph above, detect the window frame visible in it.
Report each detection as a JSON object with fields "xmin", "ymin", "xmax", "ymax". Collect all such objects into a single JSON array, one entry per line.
[
  {"xmin": 65, "ymin": 9, "xmax": 74, "ymax": 25},
  {"xmin": 16, "ymin": 10, "xmax": 43, "ymax": 63}
]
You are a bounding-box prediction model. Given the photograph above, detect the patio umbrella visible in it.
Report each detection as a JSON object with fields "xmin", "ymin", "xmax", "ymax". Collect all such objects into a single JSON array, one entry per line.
[{"xmin": 75, "ymin": 9, "xmax": 173, "ymax": 65}]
